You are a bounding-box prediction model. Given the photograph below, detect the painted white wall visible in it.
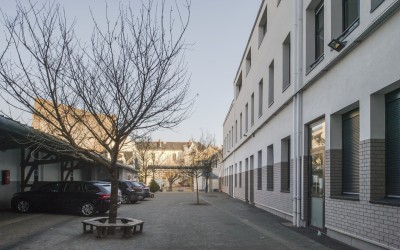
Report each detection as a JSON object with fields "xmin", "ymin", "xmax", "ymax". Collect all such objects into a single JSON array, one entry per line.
[{"xmin": 0, "ymin": 149, "xmax": 20, "ymax": 210}]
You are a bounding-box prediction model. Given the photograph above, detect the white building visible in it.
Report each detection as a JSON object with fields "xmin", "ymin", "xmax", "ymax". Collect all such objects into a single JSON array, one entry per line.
[{"xmin": 222, "ymin": 0, "xmax": 400, "ymax": 249}]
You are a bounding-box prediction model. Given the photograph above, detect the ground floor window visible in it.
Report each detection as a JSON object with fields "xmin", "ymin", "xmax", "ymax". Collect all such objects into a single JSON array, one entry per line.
[
  {"xmin": 386, "ymin": 89, "xmax": 400, "ymax": 198},
  {"xmin": 342, "ymin": 109, "xmax": 360, "ymax": 195}
]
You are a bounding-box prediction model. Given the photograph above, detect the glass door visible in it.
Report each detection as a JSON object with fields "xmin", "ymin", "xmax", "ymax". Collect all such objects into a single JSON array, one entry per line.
[{"xmin": 309, "ymin": 119, "xmax": 325, "ymax": 229}]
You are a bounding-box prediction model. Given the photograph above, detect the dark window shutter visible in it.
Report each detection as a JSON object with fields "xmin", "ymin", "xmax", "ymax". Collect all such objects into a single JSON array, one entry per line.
[
  {"xmin": 386, "ymin": 90, "xmax": 400, "ymax": 197},
  {"xmin": 267, "ymin": 165, "xmax": 274, "ymax": 191},
  {"xmin": 342, "ymin": 109, "xmax": 360, "ymax": 194}
]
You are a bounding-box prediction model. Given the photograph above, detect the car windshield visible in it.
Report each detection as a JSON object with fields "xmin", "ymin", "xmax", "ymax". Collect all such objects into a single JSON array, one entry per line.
[
  {"xmin": 125, "ymin": 181, "xmax": 134, "ymax": 188},
  {"xmin": 130, "ymin": 181, "xmax": 142, "ymax": 187}
]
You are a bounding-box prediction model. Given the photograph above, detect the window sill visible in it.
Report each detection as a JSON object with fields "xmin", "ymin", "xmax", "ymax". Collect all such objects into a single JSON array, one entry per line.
[
  {"xmin": 370, "ymin": 198, "xmax": 400, "ymax": 207},
  {"xmin": 371, "ymin": 1, "xmax": 385, "ymax": 13},
  {"xmin": 339, "ymin": 18, "xmax": 360, "ymax": 42},
  {"xmin": 268, "ymin": 101, "xmax": 274, "ymax": 108},
  {"xmin": 306, "ymin": 55, "xmax": 324, "ymax": 75},
  {"xmin": 267, "ymin": 189, "xmax": 273, "ymax": 191},
  {"xmin": 282, "ymin": 83, "xmax": 291, "ymax": 93},
  {"xmin": 281, "ymin": 190, "xmax": 290, "ymax": 193},
  {"xmin": 330, "ymin": 195, "xmax": 359, "ymax": 201}
]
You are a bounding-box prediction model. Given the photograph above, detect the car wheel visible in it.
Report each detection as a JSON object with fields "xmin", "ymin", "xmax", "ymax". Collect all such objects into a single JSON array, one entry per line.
[
  {"xmin": 80, "ymin": 202, "xmax": 95, "ymax": 216},
  {"xmin": 121, "ymin": 194, "xmax": 129, "ymax": 204},
  {"xmin": 16, "ymin": 199, "xmax": 31, "ymax": 213}
]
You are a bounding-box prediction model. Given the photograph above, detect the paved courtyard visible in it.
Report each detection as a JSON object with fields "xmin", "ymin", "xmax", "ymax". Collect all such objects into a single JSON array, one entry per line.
[{"xmin": 0, "ymin": 192, "xmax": 354, "ymax": 250}]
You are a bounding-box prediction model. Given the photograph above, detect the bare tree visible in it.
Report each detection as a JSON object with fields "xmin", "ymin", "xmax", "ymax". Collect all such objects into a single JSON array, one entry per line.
[
  {"xmin": 0, "ymin": 1, "xmax": 192, "ymax": 228},
  {"xmin": 183, "ymin": 132, "xmax": 220, "ymax": 204},
  {"xmin": 164, "ymin": 170, "xmax": 180, "ymax": 191},
  {"xmin": 134, "ymin": 136, "xmax": 155, "ymax": 184}
]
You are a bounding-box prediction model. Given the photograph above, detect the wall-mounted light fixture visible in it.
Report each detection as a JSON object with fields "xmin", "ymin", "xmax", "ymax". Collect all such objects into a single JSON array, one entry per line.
[{"xmin": 328, "ymin": 39, "xmax": 346, "ymax": 52}]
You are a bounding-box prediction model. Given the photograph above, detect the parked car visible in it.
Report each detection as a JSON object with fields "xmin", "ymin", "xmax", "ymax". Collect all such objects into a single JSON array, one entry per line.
[
  {"xmin": 11, "ymin": 181, "xmax": 121, "ymax": 216},
  {"xmin": 118, "ymin": 180, "xmax": 142, "ymax": 204},
  {"xmin": 128, "ymin": 181, "xmax": 147, "ymax": 200},
  {"xmin": 137, "ymin": 182, "xmax": 151, "ymax": 198},
  {"xmin": 102, "ymin": 179, "xmax": 143, "ymax": 204}
]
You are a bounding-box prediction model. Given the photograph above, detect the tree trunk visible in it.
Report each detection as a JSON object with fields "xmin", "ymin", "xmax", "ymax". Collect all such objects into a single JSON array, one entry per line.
[
  {"xmin": 107, "ymin": 165, "xmax": 119, "ymax": 235},
  {"xmin": 196, "ymin": 175, "xmax": 199, "ymax": 205},
  {"xmin": 205, "ymin": 176, "xmax": 209, "ymax": 193},
  {"xmin": 144, "ymin": 168, "xmax": 147, "ymax": 184}
]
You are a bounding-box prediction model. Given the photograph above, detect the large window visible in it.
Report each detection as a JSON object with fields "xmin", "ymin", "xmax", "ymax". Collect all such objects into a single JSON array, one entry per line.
[
  {"xmin": 259, "ymin": 80, "xmax": 263, "ymax": 117},
  {"xmin": 315, "ymin": 2, "xmax": 324, "ymax": 60},
  {"xmin": 231, "ymin": 126, "xmax": 234, "ymax": 147},
  {"xmin": 257, "ymin": 150, "xmax": 262, "ymax": 190},
  {"xmin": 246, "ymin": 49, "xmax": 252, "ymax": 75},
  {"xmin": 343, "ymin": 0, "xmax": 359, "ymax": 32},
  {"xmin": 268, "ymin": 61, "xmax": 274, "ymax": 107},
  {"xmin": 235, "ymin": 120, "xmax": 238, "ymax": 144},
  {"xmin": 235, "ymin": 164, "xmax": 237, "ymax": 187},
  {"xmin": 258, "ymin": 6, "xmax": 268, "ymax": 45},
  {"xmin": 281, "ymin": 138, "xmax": 291, "ymax": 192},
  {"xmin": 282, "ymin": 33, "xmax": 291, "ymax": 91},
  {"xmin": 245, "ymin": 103, "xmax": 249, "ymax": 132},
  {"xmin": 342, "ymin": 109, "xmax": 360, "ymax": 195},
  {"xmin": 386, "ymin": 89, "xmax": 400, "ymax": 198},
  {"xmin": 239, "ymin": 161, "xmax": 242, "ymax": 188},
  {"xmin": 240, "ymin": 113, "xmax": 243, "ymax": 139},
  {"xmin": 306, "ymin": 0, "xmax": 324, "ymax": 69},
  {"xmin": 251, "ymin": 93, "xmax": 255, "ymax": 126},
  {"xmin": 267, "ymin": 145, "xmax": 274, "ymax": 191},
  {"xmin": 236, "ymin": 72, "xmax": 242, "ymax": 99}
]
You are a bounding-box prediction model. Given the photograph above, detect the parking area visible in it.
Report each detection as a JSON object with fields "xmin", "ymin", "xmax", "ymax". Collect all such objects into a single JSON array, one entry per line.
[{"xmin": 0, "ymin": 192, "xmax": 354, "ymax": 250}]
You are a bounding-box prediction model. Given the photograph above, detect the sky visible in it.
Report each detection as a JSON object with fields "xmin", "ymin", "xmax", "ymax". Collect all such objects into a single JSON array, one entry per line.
[{"xmin": 0, "ymin": 0, "xmax": 262, "ymax": 147}]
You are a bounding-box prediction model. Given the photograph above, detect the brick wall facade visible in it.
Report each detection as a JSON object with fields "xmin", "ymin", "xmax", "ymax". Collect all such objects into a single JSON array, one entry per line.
[
  {"xmin": 325, "ymin": 139, "xmax": 400, "ymax": 249},
  {"xmin": 254, "ymin": 162, "xmax": 293, "ymax": 220}
]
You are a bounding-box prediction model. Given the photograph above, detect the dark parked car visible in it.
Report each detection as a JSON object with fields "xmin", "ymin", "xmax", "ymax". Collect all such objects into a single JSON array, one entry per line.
[
  {"xmin": 11, "ymin": 181, "xmax": 120, "ymax": 216},
  {"xmin": 102, "ymin": 179, "xmax": 143, "ymax": 204},
  {"xmin": 128, "ymin": 181, "xmax": 148, "ymax": 200},
  {"xmin": 138, "ymin": 182, "xmax": 151, "ymax": 198},
  {"xmin": 118, "ymin": 180, "xmax": 142, "ymax": 204}
]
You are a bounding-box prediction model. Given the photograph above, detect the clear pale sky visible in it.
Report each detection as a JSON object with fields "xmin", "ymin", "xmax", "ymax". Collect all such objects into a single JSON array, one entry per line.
[{"xmin": 0, "ymin": 0, "xmax": 262, "ymax": 146}]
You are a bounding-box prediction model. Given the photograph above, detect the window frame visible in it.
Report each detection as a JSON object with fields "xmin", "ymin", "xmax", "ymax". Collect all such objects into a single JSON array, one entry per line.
[
  {"xmin": 315, "ymin": 2, "xmax": 324, "ymax": 61},
  {"xmin": 251, "ymin": 93, "xmax": 255, "ymax": 126},
  {"xmin": 245, "ymin": 103, "xmax": 249, "ymax": 132},
  {"xmin": 257, "ymin": 150, "xmax": 262, "ymax": 190},
  {"xmin": 259, "ymin": 79, "xmax": 263, "ymax": 117},
  {"xmin": 282, "ymin": 33, "xmax": 291, "ymax": 92},
  {"xmin": 258, "ymin": 6, "xmax": 268, "ymax": 46},
  {"xmin": 342, "ymin": 108, "xmax": 360, "ymax": 196},
  {"xmin": 342, "ymin": 0, "xmax": 360, "ymax": 35},
  {"xmin": 268, "ymin": 60, "xmax": 274, "ymax": 107},
  {"xmin": 371, "ymin": 0, "xmax": 385, "ymax": 12},
  {"xmin": 267, "ymin": 145, "xmax": 274, "ymax": 191},
  {"xmin": 386, "ymin": 89, "xmax": 400, "ymax": 198}
]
